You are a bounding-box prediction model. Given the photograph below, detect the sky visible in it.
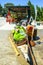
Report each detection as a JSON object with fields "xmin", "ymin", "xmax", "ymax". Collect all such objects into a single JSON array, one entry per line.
[{"xmin": 0, "ymin": 0, "xmax": 43, "ymax": 7}]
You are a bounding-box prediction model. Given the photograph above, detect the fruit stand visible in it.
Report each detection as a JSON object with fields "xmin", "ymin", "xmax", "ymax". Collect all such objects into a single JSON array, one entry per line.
[
  {"xmin": 9, "ymin": 32, "xmax": 30, "ymax": 65},
  {"xmin": 9, "ymin": 25, "xmax": 37, "ymax": 65}
]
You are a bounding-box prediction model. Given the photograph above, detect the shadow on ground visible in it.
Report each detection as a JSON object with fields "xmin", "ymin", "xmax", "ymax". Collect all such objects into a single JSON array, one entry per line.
[
  {"xmin": 33, "ymin": 36, "xmax": 40, "ymax": 41},
  {"xmin": 36, "ymin": 41, "xmax": 43, "ymax": 44}
]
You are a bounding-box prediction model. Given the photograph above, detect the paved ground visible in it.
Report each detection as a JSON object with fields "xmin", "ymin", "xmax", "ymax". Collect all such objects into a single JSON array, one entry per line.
[{"xmin": 0, "ymin": 30, "xmax": 21, "ymax": 65}]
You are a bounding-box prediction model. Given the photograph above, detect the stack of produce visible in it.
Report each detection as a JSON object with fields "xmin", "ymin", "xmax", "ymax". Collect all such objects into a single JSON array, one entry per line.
[{"xmin": 12, "ymin": 26, "xmax": 27, "ymax": 45}]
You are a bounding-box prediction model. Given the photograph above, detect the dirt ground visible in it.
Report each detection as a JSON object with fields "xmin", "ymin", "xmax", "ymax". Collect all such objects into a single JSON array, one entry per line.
[
  {"xmin": 0, "ymin": 30, "xmax": 43, "ymax": 65},
  {"xmin": 32, "ymin": 29, "xmax": 43, "ymax": 65},
  {"xmin": 0, "ymin": 30, "xmax": 21, "ymax": 65}
]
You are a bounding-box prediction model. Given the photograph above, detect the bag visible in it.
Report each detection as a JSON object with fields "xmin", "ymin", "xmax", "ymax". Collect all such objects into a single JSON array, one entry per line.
[{"xmin": 30, "ymin": 40, "xmax": 36, "ymax": 47}]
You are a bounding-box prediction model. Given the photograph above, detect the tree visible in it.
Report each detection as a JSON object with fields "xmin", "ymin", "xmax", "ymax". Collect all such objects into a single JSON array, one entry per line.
[
  {"xmin": 0, "ymin": 4, "xmax": 2, "ymax": 15},
  {"xmin": 27, "ymin": 1, "xmax": 35, "ymax": 19},
  {"xmin": 4, "ymin": 3, "xmax": 14, "ymax": 8},
  {"xmin": 2, "ymin": 3, "xmax": 14, "ymax": 16},
  {"xmin": 41, "ymin": 7, "xmax": 43, "ymax": 21},
  {"xmin": 2, "ymin": 8, "xmax": 8, "ymax": 16},
  {"xmin": 36, "ymin": 6, "xmax": 41, "ymax": 21},
  {"xmin": 36, "ymin": 6, "xmax": 43, "ymax": 21}
]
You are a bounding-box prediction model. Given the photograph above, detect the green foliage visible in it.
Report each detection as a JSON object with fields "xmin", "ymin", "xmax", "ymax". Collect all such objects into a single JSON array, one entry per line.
[
  {"xmin": 1, "ymin": 3, "xmax": 14, "ymax": 16},
  {"xmin": 0, "ymin": 4, "xmax": 2, "ymax": 15},
  {"xmin": 4, "ymin": 3, "xmax": 14, "ymax": 8},
  {"xmin": 36, "ymin": 6, "xmax": 43, "ymax": 21},
  {"xmin": 41, "ymin": 7, "xmax": 43, "ymax": 21},
  {"xmin": 2, "ymin": 8, "xmax": 8, "ymax": 16},
  {"xmin": 27, "ymin": 1, "xmax": 35, "ymax": 19},
  {"xmin": 36, "ymin": 16, "xmax": 40, "ymax": 21},
  {"xmin": 2, "ymin": 3, "xmax": 14, "ymax": 16}
]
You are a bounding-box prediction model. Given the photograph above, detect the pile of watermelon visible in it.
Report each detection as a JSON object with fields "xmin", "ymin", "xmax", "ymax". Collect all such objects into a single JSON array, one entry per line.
[{"xmin": 12, "ymin": 26, "xmax": 26, "ymax": 41}]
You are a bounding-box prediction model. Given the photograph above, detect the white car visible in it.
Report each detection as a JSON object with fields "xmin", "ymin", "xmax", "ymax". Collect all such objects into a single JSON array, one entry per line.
[
  {"xmin": 20, "ymin": 19, "xmax": 27, "ymax": 26},
  {"xmin": 31, "ymin": 20, "xmax": 43, "ymax": 29}
]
